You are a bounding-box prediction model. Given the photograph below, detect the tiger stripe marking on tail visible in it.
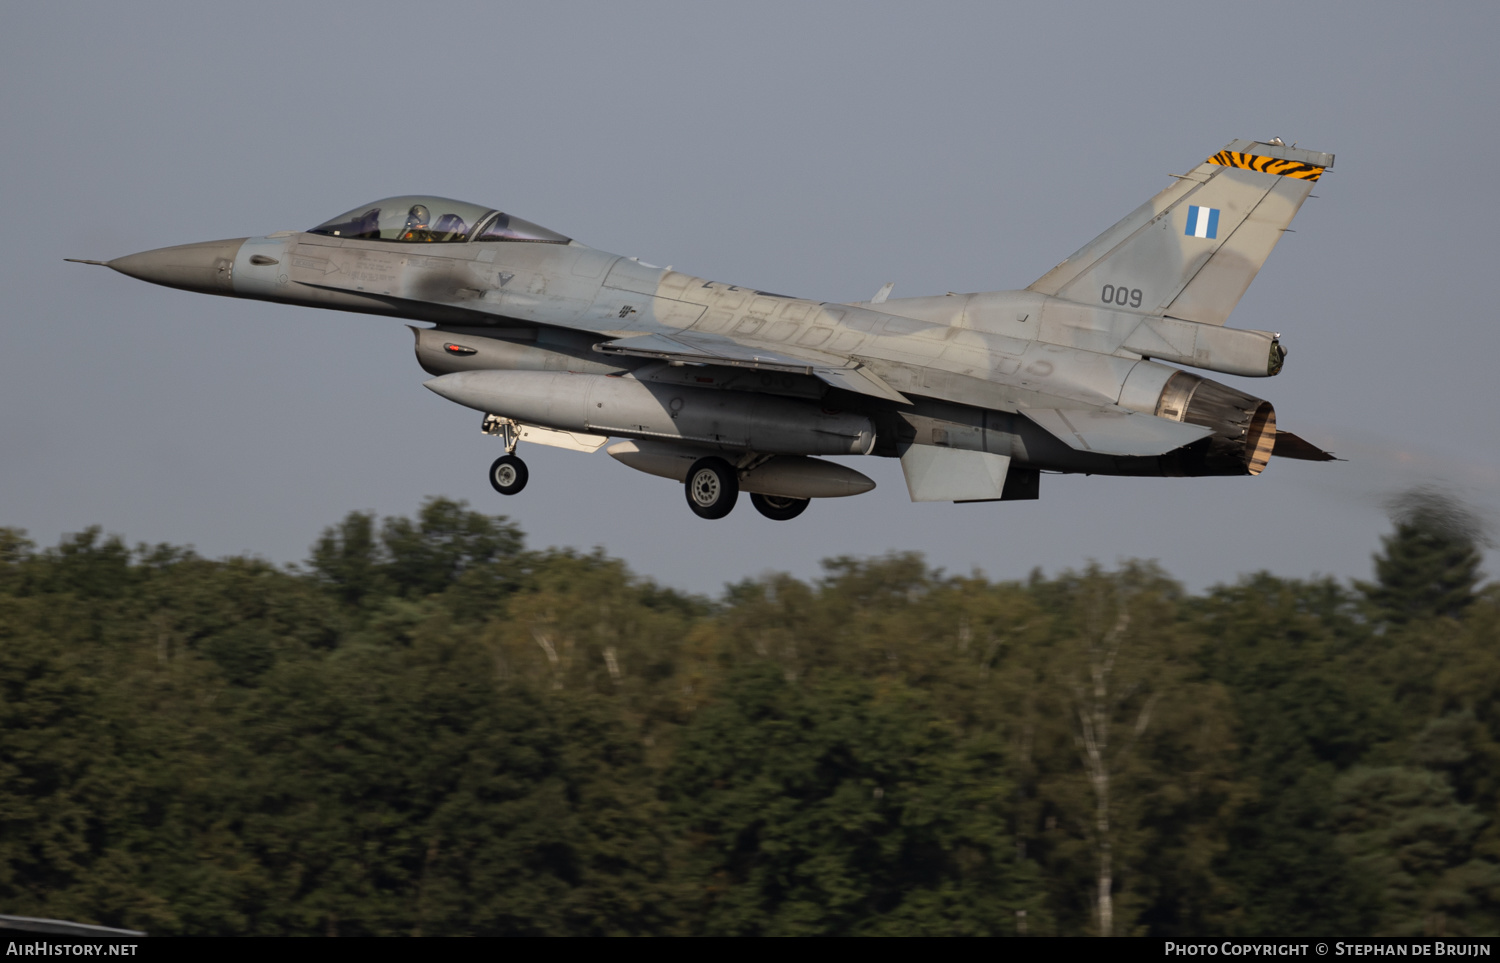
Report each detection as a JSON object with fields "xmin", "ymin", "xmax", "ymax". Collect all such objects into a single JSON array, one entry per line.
[{"xmin": 1209, "ymin": 150, "xmax": 1325, "ymax": 181}]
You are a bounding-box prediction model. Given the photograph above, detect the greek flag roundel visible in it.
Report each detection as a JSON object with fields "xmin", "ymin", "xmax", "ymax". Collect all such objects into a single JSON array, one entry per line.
[{"xmin": 1185, "ymin": 206, "xmax": 1220, "ymax": 239}]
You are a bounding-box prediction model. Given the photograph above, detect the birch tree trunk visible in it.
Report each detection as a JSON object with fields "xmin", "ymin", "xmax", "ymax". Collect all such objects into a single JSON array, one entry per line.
[
  {"xmin": 1072, "ymin": 605, "xmax": 1125, "ymax": 936},
  {"xmin": 1070, "ymin": 590, "xmax": 1160, "ymax": 937}
]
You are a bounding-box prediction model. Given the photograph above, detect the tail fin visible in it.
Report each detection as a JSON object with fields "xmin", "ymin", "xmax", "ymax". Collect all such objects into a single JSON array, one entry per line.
[{"xmin": 1028, "ymin": 140, "xmax": 1333, "ymax": 326}]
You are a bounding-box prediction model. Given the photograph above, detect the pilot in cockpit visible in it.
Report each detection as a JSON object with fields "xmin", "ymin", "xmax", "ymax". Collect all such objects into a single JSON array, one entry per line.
[{"xmin": 401, "ymin": 204, "xmax": 433, "ymax": 241}]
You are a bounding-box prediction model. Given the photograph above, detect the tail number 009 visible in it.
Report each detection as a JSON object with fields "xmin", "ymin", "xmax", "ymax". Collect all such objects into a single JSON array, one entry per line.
[{"xmin": 1101, "ymin": 285, "xmax": 1142, "ymax": 309}]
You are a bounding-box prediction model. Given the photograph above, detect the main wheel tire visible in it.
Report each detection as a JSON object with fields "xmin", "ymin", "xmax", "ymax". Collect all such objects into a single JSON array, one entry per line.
[
  {"xmin": 684, "ymin": 457, "xmax": 738, "ymax": 519},
  {"xmin": 489, "ymin": 454, "xmax": 529, "ymax": 495},
  {"xmin": 750, "ymin": 492, "xmax": 810, "ymax": 521}
]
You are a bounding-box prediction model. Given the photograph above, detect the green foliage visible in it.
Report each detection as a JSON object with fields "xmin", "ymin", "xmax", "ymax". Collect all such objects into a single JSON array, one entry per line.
[
  {"xmin": 1218, "ymin": 767, "xmax": 1381, "ymax": 936},
  {"xmin": 1333, "ymin": 766, "xmax": 1500, "ymax": 936},
  {"xmin": 667, "ymin": 663, "xmax": 1039, "ymax": 935},
  {"xmin": 228, "ymin": 631, "xmax": 676, "ymax": 936},
  {"xmin": 309, "ymin": 497, "xmax": 525, "ymax": 615},
  {"xmin": 1361, "ymin": 487, "xmax": 1487, "ymax": 625},
  {"xmin": 0, "ymin": 491, "xmax": 1495, "ymax": 936},
  {"xmin": 308, "ymin": 510, "xmax": 381, "ymax": 607},
  {"xmin": 1196, "ymin": 573, "xmax": 1385, "ymax": 934}
]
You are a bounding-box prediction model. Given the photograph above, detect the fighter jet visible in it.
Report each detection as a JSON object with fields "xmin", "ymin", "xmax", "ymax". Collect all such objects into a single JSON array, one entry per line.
[{"xmin": 74, "ymin": 138, "xmax": 1336, "ymax": 521}]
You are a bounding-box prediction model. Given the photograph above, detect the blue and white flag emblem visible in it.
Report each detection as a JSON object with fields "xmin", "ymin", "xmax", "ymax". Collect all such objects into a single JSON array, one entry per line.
[{"xmin": 1185, "ymin": 205, "xmax": 1220, "ymax": 239}]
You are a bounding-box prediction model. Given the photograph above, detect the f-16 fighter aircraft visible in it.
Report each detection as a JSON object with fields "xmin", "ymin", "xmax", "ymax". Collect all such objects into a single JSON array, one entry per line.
[{"xmin": 75, "ymin": 139, "xmax": 1336, "ymax": 521}]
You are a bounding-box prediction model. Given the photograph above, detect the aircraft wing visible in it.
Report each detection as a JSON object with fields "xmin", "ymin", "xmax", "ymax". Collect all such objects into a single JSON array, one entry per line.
[
  {"xmin": 593, "ymin": 332, "xmax": 911, "ymax": 403},
  {"xmin": 1022, "ymin": 406, "xmax": 1215, "ymax": 457}
]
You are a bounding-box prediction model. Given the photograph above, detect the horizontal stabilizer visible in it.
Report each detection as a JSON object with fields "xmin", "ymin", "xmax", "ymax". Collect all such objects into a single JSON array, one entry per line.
[
  {"xmin": 1023, "ymin": 407, "xmax": 1214, "ymax": 457},
  {"xmin": 594, "ymin": 332, "xmax": 909, "ymax": 403},
  {"xmin": 1272, "ymin": 431, "xmax": 1339, "ymax": 461}
]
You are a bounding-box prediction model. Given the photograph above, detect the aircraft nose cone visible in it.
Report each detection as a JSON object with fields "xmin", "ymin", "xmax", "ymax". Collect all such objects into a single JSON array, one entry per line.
[{"xmin": 108, "ymin": 238, "xmax": 249, "ymax": 294}]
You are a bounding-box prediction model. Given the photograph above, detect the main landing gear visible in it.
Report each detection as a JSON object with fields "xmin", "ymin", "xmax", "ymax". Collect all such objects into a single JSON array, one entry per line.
[
  {"xmin": 480, "ymin": 415, "xmax": 813, "ymax": 520},
  {"xmin": 749, "ymin": 492, "xmax": 810, "ymax": 521},
  {"xmin": 685, "ymin": 457, "xmax": 738, "ymax": 519},
  {"xmin": 483, "ymin": 415, "xmax": 528, "ymax": 496},
  {"xmin": 683, "ymin": 457, "xmax": 811, "ymax": 521}
]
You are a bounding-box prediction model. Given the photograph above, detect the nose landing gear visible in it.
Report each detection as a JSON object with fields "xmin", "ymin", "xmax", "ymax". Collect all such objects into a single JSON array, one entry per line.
[
  {"xmin": 490, "ymin": 454, "xmax": 528, "ymax": 495},
  {"xmin": 482, "ymin": 414, "xmax": 528, "ymax": 496}
]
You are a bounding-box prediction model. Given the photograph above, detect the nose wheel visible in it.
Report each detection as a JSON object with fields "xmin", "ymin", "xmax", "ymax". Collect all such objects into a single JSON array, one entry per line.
[
  {"xmin": 489, "ymin": 454, "xmax": 528, "ymax": 495},
  {"xmin": 482, "ymin": 415, "xmax": 530, "ymax": 496}
]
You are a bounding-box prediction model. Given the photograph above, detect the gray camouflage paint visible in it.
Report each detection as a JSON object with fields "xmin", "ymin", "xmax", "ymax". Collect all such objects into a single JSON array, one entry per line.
[{"xmin": 95, "ymin": 139, "xmax": 1334, "ymax": 505}]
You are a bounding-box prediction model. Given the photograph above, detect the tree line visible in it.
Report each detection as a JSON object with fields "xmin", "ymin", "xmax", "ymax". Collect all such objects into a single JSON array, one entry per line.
[{"xmin": 1, "ymin": 490, "xmax": 1496, "ymax": 936}]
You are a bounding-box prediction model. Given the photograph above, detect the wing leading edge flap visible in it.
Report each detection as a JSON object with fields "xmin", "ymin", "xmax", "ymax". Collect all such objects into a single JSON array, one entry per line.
[
  {"xmin": 594, "ymin": 332, "xmax": 910, "ymax": 403},
  {"xmin": 1023, "ymin": 407, "xmax": 1214, "ymax": 457}
]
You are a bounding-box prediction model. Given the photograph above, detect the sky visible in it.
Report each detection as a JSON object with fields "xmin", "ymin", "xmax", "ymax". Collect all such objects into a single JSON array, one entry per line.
[{"xmin": 3, "ymin": 1, "xmax": 1497, "ymax": 597}]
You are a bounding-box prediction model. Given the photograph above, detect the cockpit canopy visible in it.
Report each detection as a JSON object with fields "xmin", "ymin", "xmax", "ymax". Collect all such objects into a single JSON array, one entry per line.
[{"xmin": 308, "ymin": 195, "xmax": 570, "ymax": 245}]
